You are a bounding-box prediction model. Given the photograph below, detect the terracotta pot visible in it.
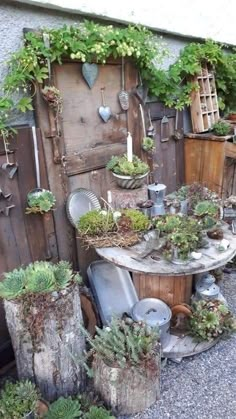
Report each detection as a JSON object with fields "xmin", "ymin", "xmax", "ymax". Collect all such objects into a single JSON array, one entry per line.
[{"xmin": 228, "ymin": 113, "xmax": 236, "ymax": 121}]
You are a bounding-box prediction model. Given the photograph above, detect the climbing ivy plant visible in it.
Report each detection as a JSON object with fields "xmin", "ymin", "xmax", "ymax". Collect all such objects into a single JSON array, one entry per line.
[{"xmin": 0, "ymin": 19, "xmax": 236, "ymax": 138}]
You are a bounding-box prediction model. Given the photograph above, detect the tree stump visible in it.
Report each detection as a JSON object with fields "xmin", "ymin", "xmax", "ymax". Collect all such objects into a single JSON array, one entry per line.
[
  {"xmin": 93, "ymin": 356, "xmax": 160, "ymax": 415},
  {"xmin": 4, "ymin": 284, "xmax": 86, "ymax": 401},
  {"xmin": 108, "ymin": 185, "xmax": 148, "ymax": 209}
]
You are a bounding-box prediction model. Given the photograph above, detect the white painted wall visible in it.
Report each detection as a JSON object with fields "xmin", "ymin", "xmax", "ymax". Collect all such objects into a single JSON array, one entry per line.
[{"xmin": 15, "ymin": 0, "xmax": 236, "ymax": 45}]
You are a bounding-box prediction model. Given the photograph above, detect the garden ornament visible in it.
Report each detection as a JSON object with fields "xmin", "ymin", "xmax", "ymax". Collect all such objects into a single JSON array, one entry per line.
[
  {"xmin": 98, "ymin": 88, "xmax": 112, "ymax": 123},
  {"xmin": 82, "ymin": 62, "xmax": 98, "ymax": 89},
  {"xmin": 118, "ymin": 57, "xmax": 129, "ymax": 111},
  {"xmin": 1, "ymin": 135, "xmax": 18, "ymax": 179}
]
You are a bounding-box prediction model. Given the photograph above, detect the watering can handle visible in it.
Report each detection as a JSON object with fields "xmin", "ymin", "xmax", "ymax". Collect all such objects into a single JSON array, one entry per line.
[{"xmin": 32, "ymin": 126, "xmax": 41, "ymax": 189}]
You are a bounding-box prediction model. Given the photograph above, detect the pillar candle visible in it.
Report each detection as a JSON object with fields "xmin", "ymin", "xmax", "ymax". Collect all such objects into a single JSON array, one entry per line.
[{"xmin": 127, "ymin": 132, "xmax": 133, "ymax": 162}]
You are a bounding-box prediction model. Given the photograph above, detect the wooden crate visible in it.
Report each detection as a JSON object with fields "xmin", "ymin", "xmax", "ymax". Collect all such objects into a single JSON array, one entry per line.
[
  {"xmin": 184, "ymin": 133, "xmax": 235, "ymax": 197},
  {"xmin": 190, "ymin": 63, "xmax": 220, "ymax": 133}
]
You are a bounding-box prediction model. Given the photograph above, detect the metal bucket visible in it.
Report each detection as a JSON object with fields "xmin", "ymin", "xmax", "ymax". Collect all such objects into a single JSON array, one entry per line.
[{"xmin": 131, "ymin": 298, "xmax": 171, "ymax": 348}]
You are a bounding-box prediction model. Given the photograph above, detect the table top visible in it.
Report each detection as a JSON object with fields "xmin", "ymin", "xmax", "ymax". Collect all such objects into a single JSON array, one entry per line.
[{"xmin": 96, "ymin": 223, "xmax": 236, "ymax": 276}]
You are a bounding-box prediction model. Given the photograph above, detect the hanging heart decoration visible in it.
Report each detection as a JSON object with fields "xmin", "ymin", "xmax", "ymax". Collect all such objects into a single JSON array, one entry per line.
[
  {"xmin": 82, "ymin": 63, "xmax": 98, "ymax": 89},
  {"xmin": 98, "ymin": 88, "xmax": 112, "ymax": 123}
]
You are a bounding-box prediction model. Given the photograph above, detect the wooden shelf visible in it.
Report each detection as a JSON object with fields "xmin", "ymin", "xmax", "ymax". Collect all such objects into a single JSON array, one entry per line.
[{"xmin": 190, "ymin": 63, "xmax": 219, "ymax": 133}]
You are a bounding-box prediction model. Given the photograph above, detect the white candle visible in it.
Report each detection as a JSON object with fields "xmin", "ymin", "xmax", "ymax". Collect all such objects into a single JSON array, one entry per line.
[
  {"xmin": 107, "ymin": 190, "xmax": 112, "ymax": 204},
  {"xmin": 127, "ymin": 132, "xmax": 133, "ymax": 162}
]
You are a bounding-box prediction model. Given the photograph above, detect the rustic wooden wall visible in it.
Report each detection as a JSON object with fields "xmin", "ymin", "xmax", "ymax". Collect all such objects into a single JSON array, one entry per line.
[{"xmin": 0, "ymin": 60, "xmax": 185, "ymax": 358}]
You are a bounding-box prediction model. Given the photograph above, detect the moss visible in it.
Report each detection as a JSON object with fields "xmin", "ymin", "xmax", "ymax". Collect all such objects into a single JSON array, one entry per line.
[
  {"xmin": 77, "ymin": 210, "xmax": 116, "ymax": 236},
  {"xmin": 123, "ymin": 209, "xmax": 150, "ymax": 231}
]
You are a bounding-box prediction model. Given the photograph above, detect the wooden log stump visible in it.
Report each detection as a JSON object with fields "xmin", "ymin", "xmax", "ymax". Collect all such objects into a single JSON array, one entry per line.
[
  {"xmin": 108, "ymin": 185, "xmax": 148, "ymax": 209},
  {"xmin": 4, "ymin": 284, "xmax": 86, "ymax": 401},
  {"xmin": 93, "ymin": 356, "xmax": 160, "ymax": 415}
]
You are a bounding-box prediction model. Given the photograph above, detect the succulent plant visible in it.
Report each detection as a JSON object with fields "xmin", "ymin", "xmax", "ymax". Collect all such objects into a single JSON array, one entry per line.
[
  {"xmin": 212, "ymin": 120, "xmax": 231, "ymax": 136},
  {"xmin": 106, "ymin": 154, "xmax": 149, "ymax": 176},
  {"xmin": 0, "ymin": 261, "xmax": 80, "ymax": 300},
  {"xmin": 189, "ymin": 300, "xmax": 236, "ymax": 341},
  {"xmin": 26, "ymin": 189, "xmax": 56, "ymax": 214},
  {"xmin": 194, "ymin": 200, "xmax": 218, "ymax": 218},
  {"xmin": 45, "ymin": 397, "xmax": 81, "ymax": 419},
  {"xmin": 142, "ymin": 137, "xmax": 155, "ymax": 152},
  {"xmin": 0, "ymin": 380, "xmax": 39, "ymax": 419},
  {"xmin": 123, "ymin": 209, "xmax": 150, "ymax": 231}
]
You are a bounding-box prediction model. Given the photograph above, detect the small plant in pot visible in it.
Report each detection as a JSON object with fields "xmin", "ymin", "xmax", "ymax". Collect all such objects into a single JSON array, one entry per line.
[
  {"xmin": 0, "ymin": 261, "xmax": 85, "ymax": 402},
  {"xmin": 26, "ymin": 189, "xmax": 56, "ymax": 214},
  {"xmin": 194, "ymin": 200, "xmax": 219, "ymax": 229},
  {"xmin": 189, "ymin": 299, "xmax": 236, "ymax": 342},
  {"xmin": 80, "ymin": 317, "xmax": 160, "ymax": 415},
  {"xmin": 211, "ymin": 120, "xmax": 232, "ymax": 136},
  {"xmin": 106, "ymin": 154, "xmax": 149, "ymax": 189}
]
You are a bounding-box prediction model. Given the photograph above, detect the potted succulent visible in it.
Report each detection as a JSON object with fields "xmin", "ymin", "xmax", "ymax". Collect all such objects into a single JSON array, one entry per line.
[
  {"xmin": 155, "ymin": 215, "xmax": 202, "ymax": 263},
  {"xmin": 188, "ymin": 300, "xmax": 236, "ymax": 341},
  {"xmin": 81, "ymin": 317, "xmax": 160, "ymax": 415},
  {"xmin": 106, "ymin": 154, "xmax": 149, "ymax": 189},
  {"xmin": 211, "ymin": 120, "xmax": 232, "ymax": 136},
  {"xmin": 26, "ymin": 189, "xmax": 56, "ymax": 214},
  {"xmin": 0, "ymin": 261, "xmax": 85, "ymax": 401},
  {"xmin": 194, "ymin": 200, "xmax": 219, "ymax": 229}
]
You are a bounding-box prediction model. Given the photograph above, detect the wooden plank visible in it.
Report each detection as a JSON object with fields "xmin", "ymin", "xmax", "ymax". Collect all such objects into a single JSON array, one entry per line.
[
  {"xmin": 185, "ymin": 133, "xmax": 231, "ymax": 141},
  {"xmin": 225, "ymin": 142, "xmax": 236, "ymax": 159},
  {"xmin": 125, "ymin": 62, "xmax": 140, "ymax": 156},
  {"xmin": 163, "ymin": 334, "xmax": 219, "ymax": 359},
  {"xmin": 34, "ymin": 84, "xmax": 77, "ymax": 265},
  {"xmin": 175, "ymin": 110, "xmax": 185, "ymax": 188},
  {"xmin": 64, "ymin": 142, "xmax": 126, "ymax": 176}
]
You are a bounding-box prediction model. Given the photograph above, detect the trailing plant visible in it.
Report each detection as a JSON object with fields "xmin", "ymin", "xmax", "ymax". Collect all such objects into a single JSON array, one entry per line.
[
  {"xmin": 211, "ymin": 120, "xmax": 231, "ymax": 136},
  {"xmin": 123, "ymin": 208, "xmax": 150, "ymax": 231},
  {"xmin": 189, "ymin": 300, "xmax": 236, "ymax": 341},
  {"xmin": 0, "ymin": 380, "xmax": 39, "ymax": 419},
  {"xmin": 80, "ymin": 317, "xmax": 159, "ymax": 374},
  {"xmin": 0, "ymin": 260, "xmax": 81, "ymax": 300},
  {"xmin": 1, "ymin": 20, "xmax": 236, "ymax": 137},
  {"xmin": 26, "ymin": 189, "xmax": 56, "ymax": 214},
  {"xmin": 45, "ymin": 397, "xmax": 82, "ymax": 419},
  {"xmin": 141, "ymin": 137, "xmax": 155, "ymax": 152},
  {"xmin": 106, "ymin": 154, "xmax": 149, "ymax": 176}
]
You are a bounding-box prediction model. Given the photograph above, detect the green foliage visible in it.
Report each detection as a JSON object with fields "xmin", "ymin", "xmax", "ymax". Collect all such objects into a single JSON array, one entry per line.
[
  {"xmin": 77, "ymin": 210, "xmax": 116, "ymax": 236},
  {"xmin": 41, "ymin": 85, "xmax": 63, "ymax": 113},
  {"xmin": 211, "ymin": 120, "xmax": 231, "ymax": 136},
  {"xmin": 0, "ymin": 380, "xmax": 39, "ymax": 419},
  {"xmin": 0, "ymin": 261, "xmax": 81, "ymax": 300},
  {"xmin": 155, "ymin": 215, "xmax": 202, "ymax": 260},
  {"xmin": 194, "ymin": 200, "xmax": 218, "ymax": 217},
  {"xmin": 142, "ymin": 137, "xmax": 155, "ymax": 152},
  {"xmin": 189, "ymin": 300, "xmax": 236, "ymax": 341},
  {"xmin": 106, "ymin": 154, "xmax": 149, "ymax": 176},
  {"xmin": 45, "ymin": 397, "xmax": 82, "ymax": 419},
  {"xmin": 123, "ymin": 209, "xmax": 150, "ymax": 231},
  {"xmin": 26, "ymin": 190, "xmax": 56, "ymax": 214},
  {"xmin": 83, "ymin": 406, "xmax": 115, "ymax": 419},
  {"xmin": 81, "ymin": 317, "xmax": 159, "ymax": 371},
  {"xmin": 155, "ymin": 214, "xmax": 182, "ymax": 233}
]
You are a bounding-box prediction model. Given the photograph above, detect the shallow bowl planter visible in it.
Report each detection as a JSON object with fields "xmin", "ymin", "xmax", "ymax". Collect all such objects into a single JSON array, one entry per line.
[{"xmin": 112, "ymin": 172, "xmax": 149, "ymax": 189}]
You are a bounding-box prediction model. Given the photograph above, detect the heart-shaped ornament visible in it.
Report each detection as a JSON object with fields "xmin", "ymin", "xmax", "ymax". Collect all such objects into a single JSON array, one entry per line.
[
  {"xmin": 98, "ymin": 106, "xmax": 112, "ymax": 123},
  {"xmin": 82, "ymin": 63, "xmax": 98, "ymax": 89}
]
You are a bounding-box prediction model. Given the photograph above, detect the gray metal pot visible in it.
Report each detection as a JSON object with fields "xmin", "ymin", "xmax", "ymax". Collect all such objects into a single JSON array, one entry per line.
[
  {"xmin": 131, "ymin": 298, "xmax": 171, "ymax": 348},
  {"xmin": 112, "ymin": 172, "xmax": 149, "ymax": 189}
]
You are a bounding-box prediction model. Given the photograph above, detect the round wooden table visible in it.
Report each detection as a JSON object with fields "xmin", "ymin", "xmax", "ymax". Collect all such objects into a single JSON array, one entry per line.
[{"xmin": 96, "ymin": 223, "xmax": 236, "ymax": 306}]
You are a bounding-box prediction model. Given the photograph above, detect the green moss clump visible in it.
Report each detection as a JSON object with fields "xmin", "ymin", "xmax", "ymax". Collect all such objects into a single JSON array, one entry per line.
[
  {"xmin": 77, "ymin": 210, "xmax": 116, "ymax": 236},
  {"xmin": 123, "ymin": 209, "xmax": 150, "ymax": 231},
  {"xmin": 212, "ymin": 120, "xmax": 231, "ymax": 136}
]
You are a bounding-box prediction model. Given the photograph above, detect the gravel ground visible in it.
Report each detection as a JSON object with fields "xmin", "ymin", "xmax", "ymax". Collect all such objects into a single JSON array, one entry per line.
[{"xmin": 119, "ymin": 272, "xmax": 236, "ymax": 419}]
